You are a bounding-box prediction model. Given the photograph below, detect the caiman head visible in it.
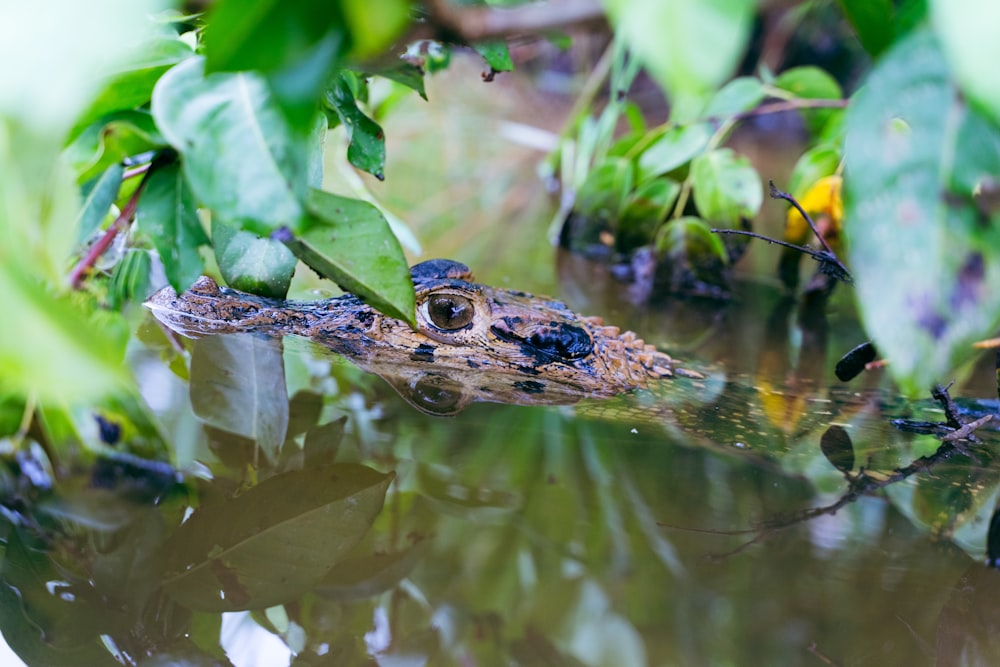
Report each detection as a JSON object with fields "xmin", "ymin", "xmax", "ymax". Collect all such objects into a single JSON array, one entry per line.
[{"xmin": 146, "ymin": 259, "xmax": 689, "ymax": 414}]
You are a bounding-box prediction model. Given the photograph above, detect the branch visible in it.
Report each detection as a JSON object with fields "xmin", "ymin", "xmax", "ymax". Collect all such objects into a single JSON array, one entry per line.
[{"xmin": 418, "ymin": 0, "xmax": 606, "ymax": 43}]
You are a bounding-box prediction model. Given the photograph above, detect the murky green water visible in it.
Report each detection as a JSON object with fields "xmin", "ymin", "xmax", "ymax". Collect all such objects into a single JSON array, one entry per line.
[{"xmin": 4, "ymin": 262, "xmax": 1000, "ymax": 666}]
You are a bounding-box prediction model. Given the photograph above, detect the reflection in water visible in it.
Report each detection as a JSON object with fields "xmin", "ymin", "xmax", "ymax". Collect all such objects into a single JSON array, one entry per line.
[{"xmin": 3, "ymin": 277, "xmax": 1000, "ymax": 666}]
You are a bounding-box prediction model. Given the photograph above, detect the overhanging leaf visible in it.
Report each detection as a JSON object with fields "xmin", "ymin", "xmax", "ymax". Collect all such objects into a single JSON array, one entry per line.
[
  {"xmin": 211, "ymin": 218, "xmax": 297, "ymax": 298},
  {"xmin": 324, "ymin": 73, "xmax": 386, "ymax": 180},
  {"xmin": 161, "ymin": 463, "xmax": 393, "ymax": 611},
  {"xmin": 844, "ymin": 29, "xmax": 1000, "ymax": 394},
  {"xmin": 151, "ymin": 57, "xmax": 309, "ymax": 234},
  {"xmin": 190, "ymin": 334, "xmax": 289, "ymax": 463},
  {"xmin": 280, "ymin": 188, "xmax": 415, "ymax": 326},
  {"xmin": 135, "ymin": 162, "xmax": 208, "ymax": 293}
]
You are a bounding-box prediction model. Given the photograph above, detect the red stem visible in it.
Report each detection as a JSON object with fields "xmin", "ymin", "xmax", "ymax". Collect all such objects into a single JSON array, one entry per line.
[{"xmin": 68, "ymin": 169, "xmax": 153, "ymax": 290}]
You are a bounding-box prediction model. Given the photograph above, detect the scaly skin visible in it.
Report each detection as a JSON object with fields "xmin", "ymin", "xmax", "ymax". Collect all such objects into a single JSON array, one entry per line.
[{"xmin": 146, "ymin": 259, "xmax": 697, "ymax": 413}]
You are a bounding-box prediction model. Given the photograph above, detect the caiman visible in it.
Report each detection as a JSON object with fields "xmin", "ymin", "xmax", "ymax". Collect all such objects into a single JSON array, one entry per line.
[{"xmin": 146, "ymin": 259, "xmax": 704, "ymax": 415}]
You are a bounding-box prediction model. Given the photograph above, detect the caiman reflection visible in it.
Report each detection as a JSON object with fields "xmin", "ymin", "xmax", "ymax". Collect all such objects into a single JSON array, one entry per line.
[{"xmin": 147, "ymin": 259, "xmax": 702, "ymax": 413}]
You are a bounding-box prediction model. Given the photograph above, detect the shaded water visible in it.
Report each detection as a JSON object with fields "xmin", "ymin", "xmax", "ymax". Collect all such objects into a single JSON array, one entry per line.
[{"xmin": 3, "ymin": 259, "xmax": 1000, "ymax": 667}]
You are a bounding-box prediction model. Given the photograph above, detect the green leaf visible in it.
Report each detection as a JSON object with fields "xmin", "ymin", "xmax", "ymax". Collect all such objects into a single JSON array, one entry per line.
[
  {"xmin": 617, "ymin": 178, "xmax": 681, "ymax": 251},
  {"xmin": 773, "ymin": 66, "xmax": 842, "ymax": 100},
  {"xmin": 474, "ymin": 40, "xmax": 515, "ymax": 72},
  {"xmin": 135, "ymin": 162, "xmax": 208, "ymax": 293},
  {"xmin": 211, "ymin": 218, "xmax": 298, "ymax": 298},
  {"xmin": 64, "ymin": 110, "xmax": 165, "ymax": 184},
  {"xmin": 204, "ymin": 0, "xmax": 345, "ymax": 74},
  {"xmin": 604, "ymin": 0, "xmax": 755, "ymax": 121},
  {"xmin": 108, "ymin": 249, "xmax": 153, "ymax": 310},
  {"xmin": 161, "ymin": 464, "xmax": 393, "ymax": 611},
  {"xmin": 152, "ymin": 57, "xmax": 309, "ymax": 234},
  {"xmin": 836, "ymin": 0, "xmax": 894, "ymax": 57},
  {"xmin": 703, "ymin": 76, "xmax": 765, "ymax": 117},
  {"xmin": 932, "ymin": 0, "xmax": 1000, "ymax": 126},
  {"xmin": 324, "ymin": 73, "xmax": 387, "ymax": 180},
  {"xmin": 72, "ymin": 36, "xmax": 194, "ymax": 138},
  {"xmin": 787, "ymin": 144, "xmax": 841, "ymax": 200},
  {"xmin": 575, "ymin": 158, "xmax": 635, "ymax": 219},
  {"xmin": 690, "ymin": 148, "xmax": 763, "ymax": 226},
  {"xmin": 656, "ymin": 216, "xmax": 728, "ymax": 263},
  {"xmin": 281, "ymin": 188, "xmax": 415, "ymax": 326},
  {"xmin": 636, "ymin": 122, "xmax": 712, "ymax": 182},
  {"xmin": 844, "ymin": 29, "xmax": 1000, "ymax": 394},
  {"xmin": 371, "ymin": 63, "xmax": 428, "ymax": 100},
  {"xmin": 190, "ymin": 334, "xmax": 289, "ymax": 463},
  {"xmin": 75, "ymin": 163, "xmax": 123, "ymax": 244},
  {"xmin": 340, "ymin": 0, "xmax": 413, "ymax": 59},
  {"xmin": 0, "ymin": 263, "xmax": 128, "ymax": 404}
]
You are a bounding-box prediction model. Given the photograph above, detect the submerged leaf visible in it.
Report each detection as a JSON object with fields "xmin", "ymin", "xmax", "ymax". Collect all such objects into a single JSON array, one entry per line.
[
  {"xmin": 161, "ymin": 464, "xmax": 393, "ymax": 611},
  {"xmin": 189, "ymin": 334, "xmax": 289, "ymax": 463}
]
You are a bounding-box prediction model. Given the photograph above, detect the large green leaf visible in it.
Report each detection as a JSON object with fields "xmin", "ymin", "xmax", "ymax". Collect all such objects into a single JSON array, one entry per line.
[
  {"xmin": 280, "ymin": 188, "xmax": 415, "ymax": 326},
  {"xmin": 932, "ymin": 0, "xmax": 1000, "ymax": 126},
  {"xmin": 603, "ymin": 0, "xmax": 755, "ymax": 121},
  {"xmin": 72, "ymin": 36, "xmax": 194, "ymax": 138},
  {"xmin": 135, "ymin": 162, "xmax": 209, "ymax": 293},
  {"xmin": 844, "ymin": 29, "xmax": 1000, "ymax": 394},
  {"xmin": 0, "ymin": 263, "xmax": 128, "ymax": 403},
  {"xmin": 836, "ymin": 0, "xmax": 894, "ymax": 57},
  {"xmin": 211, "ymin": 219, "xmax": 298, "ymax": 299},
  {"xmin": 161, "ymin": 464, "xmax": 393, "ymax": 611},
  {"xmin": 690, "ymin": 148, "xmax": 762, "ymax": 227},
  {"xmin": 151, "ymin": 57, "xmax": 310, "ymax": 234},
  {"xmin": 190, "ymin": 334, "xmax": 289, "ymax": 463}
]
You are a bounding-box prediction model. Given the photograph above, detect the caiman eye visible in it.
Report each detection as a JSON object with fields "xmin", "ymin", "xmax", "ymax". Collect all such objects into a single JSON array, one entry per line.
[{"xmin": 425, "ymin": 293, "xmax": 475, "ymax": 330}]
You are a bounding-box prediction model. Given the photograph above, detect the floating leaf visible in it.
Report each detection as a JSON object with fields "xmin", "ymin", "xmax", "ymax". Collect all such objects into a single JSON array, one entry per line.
[
  {"xmin": 690, "ymin": 148, "xmax": 762, "ymax": 227},
  {"xmin": 190, "ymin": 334, "xmax": 289, "ymax": 464},
  {"xmin": 161, "ymin": 464, "xmax": 393, "ymax": 611},
  {"xmin": 844, "ymin": 29, "xmax": 1000, "ymax": 394},
  {"xmin": 211, "ymin": 218, "xmax": 297, "ymax": 298},
  {"xmin": 280, "ymin": 188, "xmax": 415, "ymax": 326},
  {"xmin": 152, "ymin": 57, "xmax": 309, "ymax": 234},
  {"xmin": 135, "ymin": 162, "xmax": 208, "ymax": 293}
]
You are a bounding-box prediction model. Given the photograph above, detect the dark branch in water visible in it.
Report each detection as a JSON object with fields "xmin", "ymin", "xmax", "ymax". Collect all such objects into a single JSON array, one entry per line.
[{"xmin": 661, "ymin": 382, "xmax": 994, "ymax": 558}]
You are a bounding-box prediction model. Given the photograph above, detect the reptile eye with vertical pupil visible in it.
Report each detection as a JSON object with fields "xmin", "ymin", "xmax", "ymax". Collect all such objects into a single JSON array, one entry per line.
[{"xmin": 425, "ymin": 293, "xmax": 475, "ymax": 330}]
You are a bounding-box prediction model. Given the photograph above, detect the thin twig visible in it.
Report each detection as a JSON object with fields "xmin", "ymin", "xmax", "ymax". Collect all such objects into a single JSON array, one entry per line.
[{"xmin": 769, "ymin": 180, "xmax": 837, "ymax": 257}]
